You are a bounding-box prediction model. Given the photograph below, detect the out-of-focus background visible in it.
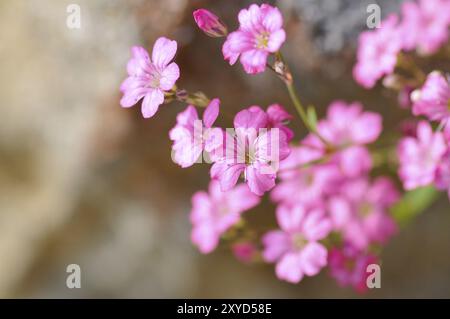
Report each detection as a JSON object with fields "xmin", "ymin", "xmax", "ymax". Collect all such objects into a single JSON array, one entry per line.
[{"xmin": 0, "ymin": 0, "xmax": 449, "ymax": 298}]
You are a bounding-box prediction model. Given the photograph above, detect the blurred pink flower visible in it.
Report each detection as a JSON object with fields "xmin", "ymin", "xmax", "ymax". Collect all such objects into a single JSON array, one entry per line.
[
  {"xmin": 190, "ymin": 180, "xmax": 260, "ymax": 254},
  {"xmin": 317, "ymin": 101, "xmax": 382, "ymax": 147},
  {"xmin": 231, "ymin": 242, "xmax": 257, "ymax": 263},
  {"xmin": 328, "ymin": 177, "xmax": 399, "ymax": 249},
  {"xmin": 398, "ymin": 121, "xmax": 447, "ymax": 189},
  {"xmin": 328, "ymin": 244, "xmax": 378, "ymax": 293},
  {"xmin": 262, "ymin": 204, "xmax": 332, "ymax": 283},
  {"xmin": 222, "ymin": 4, "xmax": 286, "ymax": 74},
  {"xmin": 193, "ymin": 9, "xmax": 228, "ymax": 38},
  {"xmin": 304, "ymin": 101, "xmax": 380, "ymax": 178},
  {"xmin": 400, "ymin": 0, "xmax": 450, "ymax": 54},
  {"xmin": 270, "ymin": 145, "xmax": 341, "ymax": 207},
  {"xmin": 169, "ymin": 99, "xmax": 221, "ymax": 168},
  {"xmin": 120, "ymin": 38, "xmax": 180, "ymax": 118},
  {"xmin": 210, "ymin": 107, "xmax": 290, "ymax": 196},
  {"xmin": 412, "ymin": 71, "xmax": 450, "ymax": 129},
  {"xmin": 353, "ymin": 14, "xmax": 402, "ymax": 89}
]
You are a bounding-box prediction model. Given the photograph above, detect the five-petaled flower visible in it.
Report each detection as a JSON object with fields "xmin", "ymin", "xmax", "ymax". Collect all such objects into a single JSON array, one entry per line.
[
  {"xmin": 262, "ymin": 204, "xmax": 332, "ymax": 283},
  {"xmin": 120, "ymin": 37, "xmax": 180, "ymax": 118},
  {"xmin": 170, "ymin": 99, "xmax": 221, "ymax": 168},
  {"xmin": 190, "ymin": 180, "xmax": 260, "ymax": 253},
  {"xmin": 222, "ymin": 3, "xmax": 286, "ymax": 74}
]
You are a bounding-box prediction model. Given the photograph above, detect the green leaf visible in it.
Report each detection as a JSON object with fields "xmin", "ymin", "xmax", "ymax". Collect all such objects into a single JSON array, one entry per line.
[{"xmin": 391, "ymin": 186, "xmax": 440, "ymax": 226}]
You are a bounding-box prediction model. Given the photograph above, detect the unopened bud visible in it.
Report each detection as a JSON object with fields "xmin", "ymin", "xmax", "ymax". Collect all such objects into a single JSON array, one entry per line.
[{"xmin": 193, "ymin": 9, "xmax": 228, "ymax": 38}]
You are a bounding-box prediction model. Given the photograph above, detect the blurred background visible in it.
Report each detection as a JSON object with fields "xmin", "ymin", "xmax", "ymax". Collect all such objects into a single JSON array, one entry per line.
[{"xmin": 0, "ymin": 0, "xmax": 449, "ymax": 298}]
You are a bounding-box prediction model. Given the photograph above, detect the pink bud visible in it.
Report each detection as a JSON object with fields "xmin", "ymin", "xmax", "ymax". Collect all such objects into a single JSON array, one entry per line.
[{"xmin": 193, "ymin": 9, "xmax": 227, "ymax": 38}]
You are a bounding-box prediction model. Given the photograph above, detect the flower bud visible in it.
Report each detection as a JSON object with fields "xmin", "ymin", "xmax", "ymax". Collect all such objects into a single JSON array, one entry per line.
[{"xmin": 193, "ymin": 9, "xmax": 227, "ymax": 38}]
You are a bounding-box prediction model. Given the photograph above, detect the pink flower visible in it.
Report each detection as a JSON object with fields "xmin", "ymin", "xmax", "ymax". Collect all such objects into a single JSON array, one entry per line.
[
  {"xmin": 412, "ymin": 71, "xmax": 450, "ymax": 129},
  {"xmin": 271, "ymin": 144, "xmax": 341, "ymax": 207},
  {"xmin": 193, "ymin": 9, "xmax": 228, "ymax": 38},
  {"xmin": 210, "ymin": 107, "xmax": 290, "ymax": 196},
  {"xmin": 317, "ymin": 101, "xmax": 382, "ymax": 147},
  {"xmin": 398, "ymin": 121, "xmax": 447, "ymax": 190},
  {"xmin": 231, "ymin": 242, "xmax": 257, "ymax": 263},
  {"xmin": 190, "ymin": 180, "xmax": 260, "ymax": 254},
  {"xmin": 262, "ymin": 204, "xmax": 332, "ymax": 283},
  {"xmin": 303, "ymin": 101, "xmax": 380, "ymax": 178},
  {"xmin": 328, "ymin": 244, "xmax": 378, "ymax": 293},
  {"xmin": 222, "ymin": 4, "xmax": 286, "ymax": 74},
  {"xmin": 120, "ymin": 38, "xmax": 180, "ymax": 118},
  {"xmin": 169, "ymin": 99, "xmax": 220, "ymax": 168},
  {"xmin": 400, "ymin": 0, "xmax": 450, "ymax": 54},
  {"xmin": 328, "ymin": 177, "xmax": 399, "ymax": 249},
  {"xmin": 353, "ymin": 14, "xmax": 402, "ymax": 89}
]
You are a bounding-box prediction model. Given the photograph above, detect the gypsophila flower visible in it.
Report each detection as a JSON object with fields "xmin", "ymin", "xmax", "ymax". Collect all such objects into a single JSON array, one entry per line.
[
  {"xmin": 353, "ymin": 14, "xmax": 402, "ymax": 89},
  {"xmin": 398, "ymin": 121, "xmax": 447, "ymax": 189},
  {"xmin": 190, "ymin": 180, "xmax": 260, "ymax": 254},
  {"xmin": 169, "ymin": 99, "xmax": 221, "ymax": 167},
  {"xmin": 262, "ymin": 204, "xmax": 332, "ymax": 283},
  {"xmin": 120, "ymin": 38, "xmax": 180, "ymax": 118},
  {"xmin": 222, "ymin": 4, "xmax": 286, "ymax": 74},
  {"xmin": 210, "ymin": 106, "xmax": 290, "ymax": 196},
  {"xmin": 412, "ymin": 71, "xmax": 450, "ymax": 129}
]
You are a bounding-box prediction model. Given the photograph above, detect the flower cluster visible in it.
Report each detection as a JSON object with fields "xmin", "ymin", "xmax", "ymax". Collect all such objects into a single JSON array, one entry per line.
[
  {"xmin": 118, "ymin": 1, "xmax": 450, "ymax": 294},
  {"xmin": 398, "ymin": 72, "xmax": 450, "ymax": 199},
  {"xmin": 353, "ymin": 0, "xmax": 450, "ymax": 89},
  {"xmin": 265, "ymin": 101, "xmax": 398, "ymax": 286}
]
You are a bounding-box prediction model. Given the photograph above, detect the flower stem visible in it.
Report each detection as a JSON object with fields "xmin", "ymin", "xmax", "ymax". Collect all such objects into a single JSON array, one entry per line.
[{"xmin": 270, "ymin": 52, "xmax": 331, "ymax": 147}]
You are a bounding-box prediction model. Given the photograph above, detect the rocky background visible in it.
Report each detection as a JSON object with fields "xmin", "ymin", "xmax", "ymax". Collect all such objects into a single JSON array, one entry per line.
[{"xmin": 0, "ymin": 0, "xmax": 449, "ymax": 298}]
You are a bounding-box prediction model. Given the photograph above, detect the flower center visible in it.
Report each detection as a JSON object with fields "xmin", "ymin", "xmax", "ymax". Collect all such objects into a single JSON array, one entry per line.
[
  {"xmin": 447, "ymin": 99, "xmax": 450, "ymax": 112},
  {"xmin": 344, "ymin": 259, "xmax": 356, "ymax": 271},
  {"xmin": 358, "ymin": 202, "xmax": 372, "ymax": 217},
  {"xmin": 149, "ymin": 71, "xmax": 161, "ymax": 88},
  {"xmin": 255, "ymin": 32, "xmax": 270, "ymax": 49},
  {"xmin": 291, "ymin": 233, "xmax": 307, "ymax": 250}
]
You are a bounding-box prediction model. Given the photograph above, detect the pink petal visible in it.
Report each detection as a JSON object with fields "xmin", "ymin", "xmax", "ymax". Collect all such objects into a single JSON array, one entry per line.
[
  {"xmin": 227, "ymin": 183, "xmax": 261, "ymax": 213},
  {"xmin": 267, "ymin": 29, "xmax": 286, "ymax": 52},
  {"xmin": 245, "ymin": 165, "xmax": 275, "ymax": 196},
  {"xmin": 141, "ymin": 89, "xmax": 164, "ymax": 118},
  {"xmin": 233, "ymin": 106, "xmax": 268, "ymax": 129},
  {"xmin": 262, "ymin": 230, "xmax": 291, "ymax": 262},
  {"xmin": 338, "ymin": 146, "xmax": 372, "ymax": 177},
  {"xmin": 203, "ymin": 98, "xmax": 220, "ymax": 128},
  {"xmin": 300, "ymin": 242, "xmax": 328, "ymax": 276},
  {"xmin": 328, "ymin": 196, "xmax": 353, "ymax": 230},
  {"xmin": 120, "ymin": 86, "xmax": 149, "ymax": 108},
  {"xmin": 301, "ymin": 209, "xmax": 332, "ymax": 241},
  {"xmin": 238, "ymin": 4, "xmax": 261, "ymax": 32},
  {"xmin": 222, "ymin": 39, "xmax": 240, "ymax": 65},
  {"xmin": 210, "ymin": 162, "xmax": 245, "ymax": 192},
  {"xmin": 276, "ymin": 204, "xmax": 305, "ymax": 233},
  {"xmin": 190, "ymin": 191, "xmax": 212, "ymax": 223},
  {"xmin": 159, "ymin": 62, "xmax": 180, "ymax": 91},
  {"xmin": 261, "ymin": 5, "xmax": 284, "ymax": 32},
  {"xmin": 191, "ymin": 223, "xmax": 219, "ymax": 254},
  {"xmin": 275, "ymin": 251, "xmax": 304, "ymax": 283},
  {"xmin": 351, "ymin": 112, "xmax": 382, "ymax": 144},
  {"xmin": 240, "ymin": 49, "xmax": 268, "ymax": 74},
  {"xmin": 223, "ymin": 31, "xmax": 253, "ymax": 54},
  {"xmin": 127, "ymin": 46, "xmax": 152, "ymax": 76},
  {"xmin": 152, "ymin": 37, "xmax": 177, "ymax": 69}
]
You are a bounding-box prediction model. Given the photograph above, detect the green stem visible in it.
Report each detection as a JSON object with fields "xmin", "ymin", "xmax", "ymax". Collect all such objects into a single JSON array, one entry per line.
[{"xmin": 271, "ymin": 52, "xmax": 331, "ymax": 147}]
